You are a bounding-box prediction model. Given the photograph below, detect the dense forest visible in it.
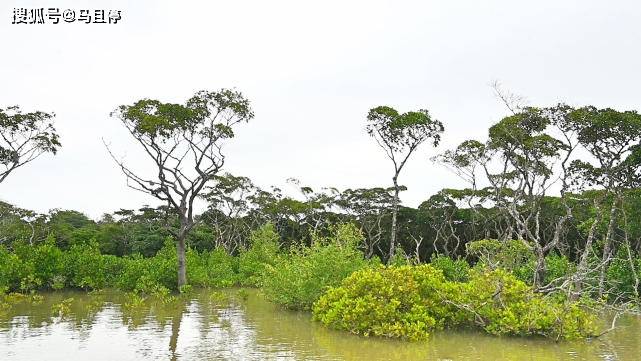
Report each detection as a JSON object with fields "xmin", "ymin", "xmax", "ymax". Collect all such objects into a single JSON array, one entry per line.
[{"xmin": 1, "ymin": 89, "xmax": 641, "ymax": 340}]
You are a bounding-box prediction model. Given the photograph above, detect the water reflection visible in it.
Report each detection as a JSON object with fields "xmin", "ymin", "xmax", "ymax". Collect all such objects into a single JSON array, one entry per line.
[{"xmin": 1, "ymin": 289, "xmax": 640, "ymax": 361}]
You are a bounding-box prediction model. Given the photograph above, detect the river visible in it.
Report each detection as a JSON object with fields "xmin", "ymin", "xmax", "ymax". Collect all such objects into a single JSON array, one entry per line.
[{"xmin": 0, "ymin": 289, "xmax": 639, "ymax": 360}]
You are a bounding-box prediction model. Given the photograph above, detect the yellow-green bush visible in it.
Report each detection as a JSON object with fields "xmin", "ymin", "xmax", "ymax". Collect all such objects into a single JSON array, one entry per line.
[
  {"xmin": 458, "ymin": 269, "xmax": 596, "ymax": 339},
  {"xmin": 313, "ymin": 265, "xmax": 448, "ymax": 340},
  {"xmin": 430, "ymin": 255, "xmax": 470, "ymax": 282},
  {"xmin": 313, "ymin": 265, "xmax": 597, "ymax": 341}
]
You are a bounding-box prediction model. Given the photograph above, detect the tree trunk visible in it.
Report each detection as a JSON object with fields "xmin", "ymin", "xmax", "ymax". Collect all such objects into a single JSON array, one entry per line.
[
  {"xmin": 598, "ymin": 198, "xmax": 619, "ymax": 298},
  {"xmin": 388, "ymin": 176, "xmax": 400, "ymax": 263},
  {"xmin": 533, "ymin": 249, "xmax": 546, "ymax": 289},
  {"xmin": 572, "ymin": 201, "xmax": 603, "ymax": 300},
  {"xmin": 177, "ymin": 232, "xmax": 187, "ymax": 288}
]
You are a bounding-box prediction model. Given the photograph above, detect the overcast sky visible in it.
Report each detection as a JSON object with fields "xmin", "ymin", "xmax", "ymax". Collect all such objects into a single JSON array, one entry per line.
[{"xmin": 1, "ymin": 0, "xmax": 640, "ymax": 218}]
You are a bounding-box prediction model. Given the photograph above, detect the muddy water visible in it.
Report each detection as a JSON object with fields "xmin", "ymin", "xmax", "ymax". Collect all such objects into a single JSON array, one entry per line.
[{"xmin": 0, "ymin": 289, "xmax": 639, "ymax": 360}]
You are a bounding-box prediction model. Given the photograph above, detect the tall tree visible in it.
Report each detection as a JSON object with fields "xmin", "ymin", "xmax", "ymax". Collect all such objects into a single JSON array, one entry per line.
[
  {"xmin": 337, "ymin": 187, "xmax": 394, "ymax": 258},
  {"xmin": 108, "ymin": 89, "xmax": 253, "ymax": 287},
  {"xmin": 0, "ymin": 105, "xmax": 60, "ymax": 184},
  {"xmin": 201, "ymin": 173, "xmax": 260, "ymax": 253},
  {"xmin": 569, "ymin": 106, "xmax": 641, "ymax": 298},
  {"xmin": 366, "ymin": 106, "xmax": 444, "ymax": 262},
  {"xmin": 439, "ymin": 105, "xmax": 579, "ymax": 289}
]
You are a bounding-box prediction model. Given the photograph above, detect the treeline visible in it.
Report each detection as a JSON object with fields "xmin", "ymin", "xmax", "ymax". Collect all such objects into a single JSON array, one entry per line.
[
  {"xmin": 2, "ymin": 185, "xmax": 641, "ymax": 299},
  {"xmin": 3, "ymin": 186, "xmax": 641, "ymax": 263}
]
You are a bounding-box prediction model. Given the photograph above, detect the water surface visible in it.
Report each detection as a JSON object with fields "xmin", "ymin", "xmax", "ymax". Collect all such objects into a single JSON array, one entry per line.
[{"xmin": 1, "ymin": 289, "xmax": 639, "ymax": 360}]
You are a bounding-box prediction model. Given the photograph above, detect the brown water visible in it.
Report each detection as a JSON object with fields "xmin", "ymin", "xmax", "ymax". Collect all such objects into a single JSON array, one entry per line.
[{"xmin": 0, "ymin": 289, "xmax": 639, "ymax": 361}]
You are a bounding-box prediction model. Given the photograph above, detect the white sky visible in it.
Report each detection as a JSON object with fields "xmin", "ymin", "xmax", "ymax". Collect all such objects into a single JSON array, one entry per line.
[{"xmin": 1, "ymin": 0, "xmax": 640, "ymax": 219}]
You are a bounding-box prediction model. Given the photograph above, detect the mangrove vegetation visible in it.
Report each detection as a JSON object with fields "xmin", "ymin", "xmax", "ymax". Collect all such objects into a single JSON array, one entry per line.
[{"xmin": 2, "ymin": 91, "xmax": 641, "ymax": 342}]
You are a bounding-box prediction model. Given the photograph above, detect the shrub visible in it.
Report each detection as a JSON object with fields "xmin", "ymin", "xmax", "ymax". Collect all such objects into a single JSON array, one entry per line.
[
  {"xmin": 0, "ymin": 235, "xmax": 243, "ymax": 293},
  {"xmin": 0, "ymin": 246, "xmax": 29, "ymax": 291},
  {"xmin": 185, "ymin": 248, "xmax": 210, "ymax": 287},
  {"xmin": 51, "ymin": 297, "xmax": 74, "ymax": 317},
  {"xmin": 262, "ymin": 223, "xmax": 370, "ymax": 310},
  {"xmin": 430, "ymin": 255, "xmax": 470, "ymax": 282},
  {"xmin": 514, "ymin": 253, "xmax": 575, "ymax": 286},
  {"xmin": 7, "ymin": 235, "xmax": 66, "ymax": 291},
  {"xmin": 467, "ymin": 239, "xmax": 532, "ymax": 271},
  {"xmin": 313, "ymin": 265, "xmax": 453, "ymax": 340},
  {"xmin": 102, "ymin": 255, "xmax": 126, "ymax": 286},
  {"xmin": 1, "ymin": 240, "xmax": 108, "ymax": 292},
  {"xmin": 605, "ymin": 249, "xmax": 641, "ymax": 300},
  {"xmin": 117, "ymin": 254, "xmax": 148, "ymax": 291},
  {"xmin": 63, "ymin": 241, "xmax": 107, "ymax": 290},
  {"xmin": 458, "ymin": 269, "xmax": 596, "ymax": 339},
  {"xmin": 117, "ymin": 239, "xmax": 177, "ymax": 293},
  {"xmin": 188, "ymin": 247, "xmax": 237, "ymax": 288},
  {"xmin": 388, "ymin": 247, "xmax": 411, "ymax": 266},
  {"xmin": 237, "ymin": 223, "xmax": 280, "ymax": 286},
  {"xmin": 313, "ymin": 264, "xmax": 597, "ymax": 341}
]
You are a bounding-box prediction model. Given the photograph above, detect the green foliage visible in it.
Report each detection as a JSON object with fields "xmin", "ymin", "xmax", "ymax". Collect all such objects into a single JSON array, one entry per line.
[
  {"xmin": 459, "ymin": 269, "xmax": 596, "ymax": 340},
  {"xmin": 366, "ymin": 106, "xmax": 444, "ymax": 152},
  {"xmin": 209, "ymin": 290, "xmax": 230, "ymax": 306},
  {"xmin": 542, "ymin": 253, "xmax": 575, "ymax": 284},
  {"xmin": 0, "ymin": 233, "xmax": 257, "ymax": 295},
  {"xmin": 115, "ymin": 89, "xmax": 253, "ymax": 139},
  {"xmin": 262, "ymin": 224, "xmax": 371, "ymax": 310},
  {"xmin": 101, "ymin": 255, "xmax": 125, "ymax": 285},
  {"xmin": 63, "ymin": 241, "xmax": 107, "ymax": 290},
  {"xmin": 388, "ymin": 247, "xmax": 410, "ymax": 266},
  {"xmin": 237, "ymin": 288, "xmax": 249, "ymax": 301},
  {"xmin": 2, "ymin": 238, "xmax": 68, "ymax": 292},
  {"xmin": 0, "ymin": 105, "xmax": 60, "ymax": 183},
  {"xmin": 50, "ymin": 275, "xmax": 65, "ymax": 290},
  {"xmin": 187, "ymin": 247, "xmax": 237, "ymax": 288},
  {"xmin": 313, "ymin": 265, "xmax": 597, "ymax": 341},
  {"xmin": 430, "ymin": 255, "xmax": 470, "ymax": 282},
  {"xmin": 605, "ymin": 249, "xmax": 641, "ymax": 299},
  {"xmin": 123, "ymin": 292, "xmax": 147, "ymax": 309},
  {"xmin": 179, "ymin": 284, "xmax": 193, "ymax": 294},
  {"xmin": 0, "ymin": 245, "xmax": 31, "ymax": 291},
  {"xmin": 31, "ymin": 237, "xmax": 65, "ymax": 287},
  {"xmin": 313, "ymin": 265, "xmax": 451, "ymax": 340},
  {"xmin": 467, "ymin": 239, "xmax": 533, "ymax": 271},
  {"xmin": 514, "ymin": 253, "xmax": 575, "ymax": 286},
  {"xmin": 237, "ymin": 223, "xmax": 280, "ymax": 286},
  {"xmin": 117, "ymin": 240, "xmax": 177, "ymax": 293}
]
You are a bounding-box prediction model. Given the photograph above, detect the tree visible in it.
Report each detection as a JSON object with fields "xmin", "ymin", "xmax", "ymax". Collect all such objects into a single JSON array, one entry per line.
[
  {"xmin": 337, "ymin": 187, "xmax": 394, "ymax": 258},
  {"xmin": 418, "ymin": 189, "xmax": 465, "ymax": 258},
  {"xmin": 439, "ymin": 105, "xmax": 579, "ymax": 289},
  {"xmin": 201, "ymin": 173, "xmax": 260, "ymax": 253},
  {"xmin": 487, "ymin": 107, "xmax": 573, "ymax": 288},
  {"xmin": 437, "ymin": 101, "xmax": 641, "ymax": 296},
  {"xmin": 366, "ymin": 106, "xmax": 444, "ymax": 262},
  {"xmin": 108, "ymin": 89, "xmax": 254, "ymax": 287},
  {"xmin": 0, "ymin": 201, "xmax": 48, "ymax": 246},
  {"xmin": 0, "ymin": 105, "xmax": 61, "ymax": 184},
  {"xmin": 569, "ymin": 106, "xmax": 641, "ymax": 298}
]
